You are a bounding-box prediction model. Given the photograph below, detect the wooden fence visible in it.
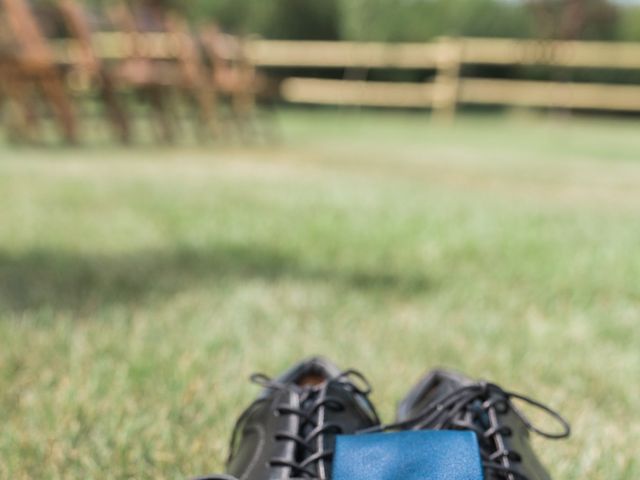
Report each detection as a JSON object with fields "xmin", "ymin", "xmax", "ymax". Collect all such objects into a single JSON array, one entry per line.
[
  {"xmin": 248, "ymin": 38, "xmax": 640, "ymax": 118},
  {"xmin": 54, "ymin": 36, "xmax": 640, "ymax": 117}
]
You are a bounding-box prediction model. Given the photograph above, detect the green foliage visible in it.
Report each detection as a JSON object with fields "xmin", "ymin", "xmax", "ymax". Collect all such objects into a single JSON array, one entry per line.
[
  {"xmin": 618, "ymin": 6, "xmax": 640, "ymax": 41},
  {"xmin": 182, "ymin": 0, "xmax": 532, "ymax": 40},
  {"xmin": 187, "ymin": 0, "xmax": 270, "ymax": 33},
  {"xmin": 184, "ymin": 0, "xmax": 339, "ymax": 39},
  {"xmin": 179, "ymin": 0, "xmax": 640, "ymax": 43},
  {"xmin": 339, "ymin": 0, "xmax": 533, "ymax": 42},
  {"xmin": 77, "ymin": 0, "xmax": 640, "ymax": 43},
  {"xmin": 527, "ymin": 0, "xmax": 619, "ymax": 40},
  {"xmin": 263, "ymin": 0, "xmax": 340, "ymax": 40}
]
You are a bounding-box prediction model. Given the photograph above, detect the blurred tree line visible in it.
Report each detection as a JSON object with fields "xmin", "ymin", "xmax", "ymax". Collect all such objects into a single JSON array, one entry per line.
[
  {"xmin": 74, "ymin": 0, "xmax": 640, "ymax": 42},
  {"xmin": 98, "ymin": 0, "xmax": 639, "ymax": 42}
]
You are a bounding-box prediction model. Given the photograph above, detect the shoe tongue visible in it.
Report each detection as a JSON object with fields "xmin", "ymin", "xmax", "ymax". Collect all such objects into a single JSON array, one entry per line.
[
  {"xmin": 257, "ymin": 360, "xmax": 334, "ymax": 400},
  {"xmin": 275, "ymin": 357, "xmax": 341, "ymax": 386}
]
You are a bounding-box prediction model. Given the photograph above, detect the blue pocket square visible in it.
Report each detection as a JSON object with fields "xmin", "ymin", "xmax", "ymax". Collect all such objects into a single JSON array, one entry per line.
[{"xmin": 332, "ymin": 430, "xmax": 484, "ymax": 480}]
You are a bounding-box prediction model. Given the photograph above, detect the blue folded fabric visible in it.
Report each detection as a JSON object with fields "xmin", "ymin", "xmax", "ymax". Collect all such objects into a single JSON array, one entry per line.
[{"xmin": 332, "ymin": 430, "xmax": 484, "ymax": 480}]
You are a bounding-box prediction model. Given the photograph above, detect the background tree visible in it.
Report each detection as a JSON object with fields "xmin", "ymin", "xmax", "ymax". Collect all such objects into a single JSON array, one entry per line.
[{"xmin": 527, "ymin": 0, "xmax": 618, "ymax": 40}]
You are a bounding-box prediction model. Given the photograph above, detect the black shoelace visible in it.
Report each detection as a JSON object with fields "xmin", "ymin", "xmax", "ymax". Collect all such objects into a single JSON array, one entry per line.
[
  {"xmin": 229, "ymin": 369, "xmax": 379, "ymax": 479},
  {"xmin": 365, "ymin": 382, "xmax": 570, "ymax": 480}
]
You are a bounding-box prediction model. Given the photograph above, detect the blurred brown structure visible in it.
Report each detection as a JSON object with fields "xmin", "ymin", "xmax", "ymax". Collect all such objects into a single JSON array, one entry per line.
[
  {"xmin": 0, "ymin": 0, "xmax": 259, "ymax": 144},
  {"xmin": 200, "ymin": 24, "xmax": 258, "ymax": 130},
  {"xmin": 58, "ymin": 0, "xmax": 130, "ymax": 143},
  {"xmin": 0, "ymin": 0, "xmax": 77, "ymax": 143},
  {"xmin": 108, "ymin": 0, "xmax": 218, "ymax": 143}
]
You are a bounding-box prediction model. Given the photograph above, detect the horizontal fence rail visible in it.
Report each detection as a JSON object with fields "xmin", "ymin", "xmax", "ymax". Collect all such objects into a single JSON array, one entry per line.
[
  {"xmin": 247, "ymin": 38, "xmax": 640, "ymax": 70},
  {"xmin": 246, "ymin": 40, "xmax": 441, "ymax": 68},
  {"xmin": 53, "ymin": 35, "xmax": 640, "ymax": 68},
  {"xmin": 281, "ymin": 78, "xmax": 435, "ymax": 107},
  {"xmin": 460, "ymin": 79, "xmax": 640, "ymax": 111},
  {"xmin": 50, "ymin": 35, "xmax": 640, "ymax": 115},
  {"xmin": 281, "ymin": 78, "xmax": 640, "ymax": 112}
]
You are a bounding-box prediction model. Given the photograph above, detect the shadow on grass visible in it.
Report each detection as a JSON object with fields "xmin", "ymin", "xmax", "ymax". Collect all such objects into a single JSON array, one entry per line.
[{"xmin": 0, "ymin": 244, "xmax": 430, "ymax": 315}]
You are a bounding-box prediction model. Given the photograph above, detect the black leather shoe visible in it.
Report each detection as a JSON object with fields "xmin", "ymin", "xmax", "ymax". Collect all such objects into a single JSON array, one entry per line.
[
  {"xmin": 192, "ymin": 476, "xmax": 238, "ymax": 480},
  {"xmin": 220, "ymin": 357, "xmax": 380, "ymax": 480},
  {"xmin": 393, "ymin": 369, "xmax": 570, "ymax": 480}
]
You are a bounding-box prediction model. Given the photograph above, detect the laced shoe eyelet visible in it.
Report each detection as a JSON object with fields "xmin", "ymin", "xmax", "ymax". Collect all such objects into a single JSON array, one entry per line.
[{"xmin": 508, "ymin": 451, "xmax": 522, "ymax": 462}]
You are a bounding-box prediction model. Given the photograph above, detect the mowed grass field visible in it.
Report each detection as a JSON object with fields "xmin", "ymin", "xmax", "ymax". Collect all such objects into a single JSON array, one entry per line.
[{"xmin": 1, "ymin": 110, "xmax": 639, "ymax": 479}]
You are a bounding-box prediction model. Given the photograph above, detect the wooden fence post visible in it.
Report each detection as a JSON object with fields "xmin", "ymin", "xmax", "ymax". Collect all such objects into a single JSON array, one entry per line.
[{"xmin": 432, "ymin": 37, "xmax": 463, "ymax": 122}]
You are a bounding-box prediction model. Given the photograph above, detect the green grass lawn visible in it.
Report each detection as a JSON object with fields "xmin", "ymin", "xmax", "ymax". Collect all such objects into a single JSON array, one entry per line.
[{"xmin": 1, "ymin": 110, "xmax": 639, "ymax": 479}]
